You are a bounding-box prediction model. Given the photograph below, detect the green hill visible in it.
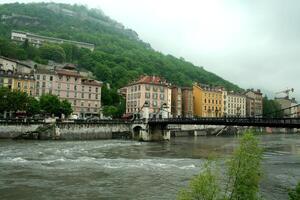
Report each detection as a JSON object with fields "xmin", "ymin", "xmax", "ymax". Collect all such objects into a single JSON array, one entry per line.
[{"xmin": 0, "ymin": 2, "xmax": 240, "ymax": 90}]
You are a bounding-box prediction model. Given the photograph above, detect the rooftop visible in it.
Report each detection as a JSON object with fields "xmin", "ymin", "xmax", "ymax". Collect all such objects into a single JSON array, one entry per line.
[{"xmin": 128, "ymin": 75, "xmax": 170, "ymax": 86}]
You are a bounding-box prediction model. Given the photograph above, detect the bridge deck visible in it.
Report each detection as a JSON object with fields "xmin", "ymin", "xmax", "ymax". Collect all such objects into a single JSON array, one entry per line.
[{"xmin": 148, "ymin": 117, "xmax": 300, "ymax": 128}]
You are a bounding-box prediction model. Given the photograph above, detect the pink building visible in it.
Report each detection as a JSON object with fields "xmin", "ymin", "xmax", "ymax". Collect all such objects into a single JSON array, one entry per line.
[
  {"xmin": 56, "ymin": 66, "xmax": 102, "ymax": 118},
  {"xmin": 35, "ymin": 65, "xmax": 102, "ymax": 118},
  {"xmin": 123, "ymin": 75, "xmax": 171, "ymax": 117}
]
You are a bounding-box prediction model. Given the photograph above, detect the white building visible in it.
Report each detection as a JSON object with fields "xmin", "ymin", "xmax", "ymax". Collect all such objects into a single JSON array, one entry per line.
[
  {"xmin": 11, "ymin": 30, "xmax": 95, "ymax": 51},
  {"xmin": 224, "ymin": 91, "xmax": 246, "ymax": 117}
]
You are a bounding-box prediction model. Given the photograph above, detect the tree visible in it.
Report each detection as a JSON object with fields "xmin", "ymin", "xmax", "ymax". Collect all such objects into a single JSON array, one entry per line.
[
  {"xmin": 60, "ymin": 99, "xmax": 73, "ymax": 117},
  {"xmin": 178, "ymin": 131, "xmax": 263, "ymax": 200},
  {"xmin": 7, "ymin": 90, "xmax": 28, "ymax": 113},
  {"xmin": 26, "ymin": 97, "xmax": 40, "ymax": 116},
  {"xmin": 39, "ymin": 94, "xmax": 61, "ymax": 117},
  {"xmin": 225, "ymin": 131, "xmax": 263, "ymax": 200},
  {"xmin": 263, "ymin": 96, "xmax": 284, "ymax": 118},
  {"xmin": 40, "ymin": 44, "xmax": 66, "ymax": 63},
  {"xmin": 102, "ymin": 105, "xmax": 118, "ymax": 118},
  {"xmin": 0, "ymin": 87, "xmax": 10, "ymax": 114},
  {"xmin": 289, "ymin": 181, "xmax": 300, "ymax": 200},
  {"xmin": 178, "ymin": 161, "xmax": 221, "ymax": 200}
]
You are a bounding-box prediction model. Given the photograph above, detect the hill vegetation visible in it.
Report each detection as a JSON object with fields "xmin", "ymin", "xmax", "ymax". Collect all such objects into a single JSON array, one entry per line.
[{"xmin": 0, "ymin": 2, "xmax": 242, "ymax": 116}]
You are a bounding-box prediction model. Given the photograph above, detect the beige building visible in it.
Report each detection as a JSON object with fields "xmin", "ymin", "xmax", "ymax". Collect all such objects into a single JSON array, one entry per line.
[
  {"xmin": 171, "ymin": 87, "xmax": 182, "ymax": 117},
  {"xmin": 11, "ymin": 30, "xmax": 95, "ymax": 51},
  {"xmin": 123, "ymin": 75, "xmax": 171, "ymax": 118},
  {"xmin": 182, "ymin": 87, "xmax": 194, "ymax": 117},
  {"xmin": 244, "ymin": 89, "xmax": 263, "ymax": 117},
  {"xmin": 224, "ymin": 91, "xmax": 246, "ymax": 117},
  {"xmin": 275, "ymin": 97, "xmax": 298, "ymax": 118},
  {"xmin": 0, "ymin": 56, "xmax": 32, "ymax": 74}
]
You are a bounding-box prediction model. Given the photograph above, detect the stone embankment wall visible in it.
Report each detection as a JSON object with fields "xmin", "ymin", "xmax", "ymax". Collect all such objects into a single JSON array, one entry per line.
[
  {"xmin": 0, "ymin": 122, "xmax": 132, "ymax": 140},
  {"xmin": 56, "ymin": 123, "xmax": 131, "ymax": 140},
  {"xmin": 0, "ymin": 124, "xmax": 41, "ymax": 139}
]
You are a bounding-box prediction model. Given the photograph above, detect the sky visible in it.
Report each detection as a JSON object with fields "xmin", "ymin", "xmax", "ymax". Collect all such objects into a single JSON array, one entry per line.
[{"xmin": 2, "ymin": 0, "xmax": 300, "ymax": 100}]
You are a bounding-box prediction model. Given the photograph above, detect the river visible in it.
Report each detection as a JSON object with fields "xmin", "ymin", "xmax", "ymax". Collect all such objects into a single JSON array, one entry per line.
[{"xmin": 0, "ymin": 134, "xmax": 299, "ymax": 200}]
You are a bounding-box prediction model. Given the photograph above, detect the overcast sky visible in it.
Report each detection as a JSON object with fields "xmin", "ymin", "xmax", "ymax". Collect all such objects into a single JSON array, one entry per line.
[{"xmin": 2, "ymin": 0, "xmax": 300, "ymax": 100}]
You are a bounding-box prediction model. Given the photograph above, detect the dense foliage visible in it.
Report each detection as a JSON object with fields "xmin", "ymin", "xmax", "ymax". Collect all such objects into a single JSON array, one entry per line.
[
  {"xmin": 289, "ymin": 181, "xmax": 300, "ymax": 200},
  {"xmin": 0, "ymin": 2, "xmax": 241, "ymax": 92},
  {"xmin": 263, "ymin": 96, "xmax": 284, "ymax": 117},
  {"xmin": 0, "ymin": 87, "xmax": 72, "ymax": 118},
  {"xmin": 178, "ymin": 131, "xmax": 263, "ymax": 200}
]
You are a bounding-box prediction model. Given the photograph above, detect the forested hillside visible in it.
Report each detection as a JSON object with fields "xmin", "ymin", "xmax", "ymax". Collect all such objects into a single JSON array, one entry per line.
[{"xmin": 0, "ymin": 3, "xmax": 240, "ymax": 90}]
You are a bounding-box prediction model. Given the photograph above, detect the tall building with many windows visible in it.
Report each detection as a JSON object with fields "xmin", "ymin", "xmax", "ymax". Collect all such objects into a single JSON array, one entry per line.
[
  {"xmin": 224, "ymin": 91, "xmax": 246, "ymax": 117},
  {"xmin": 122, "ymin": 75, "xmax": 171, "ymax": 118},
  {"xmin": 182, "ymin": 87, "xmax": 194, "ymax": 117},
  {"xmin": 55, "ymin": 65, "xmax": 102, "ymax": 118},
  {"xmin": 193, "ymin": 83, "xmax": 224, "ymax": 117},
  {"xmin": 244, "ymin": 89, "xmax": 263, "ymax": 117}
]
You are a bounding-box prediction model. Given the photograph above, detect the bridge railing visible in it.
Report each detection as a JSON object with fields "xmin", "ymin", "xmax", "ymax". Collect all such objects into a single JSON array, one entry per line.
[{"xmin": 148, "ymin": 117, "xmax": 300, "ymax": 127}]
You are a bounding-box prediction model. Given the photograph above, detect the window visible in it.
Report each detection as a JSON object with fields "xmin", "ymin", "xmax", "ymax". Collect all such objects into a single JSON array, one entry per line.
[
  {"xmin": 89, "ymin": 94, "xmax": 91, "ymax": 99},
  {"xmin": 74, "ymin": 100, "xmax": 77, "ymax": 106},
  {"xmin": 89, "ymin": 87, "xmax": 91, "ymax": 92},
  {"xmin": 50, "ymin": 76, "xmax": 53, "ymax": 81},
  {"xmin": 67, "ymin": 76, "xmax": 70, "ymax": 81},
  {"xmin": 160, "ymin": 86, "xmax": 164, "ymax": 92},
  {"xmin": 42, "ymin": 82, "xmax": 46, "ymax": 88},
  {"xmin": 17, "ymin": 82, "xmax": 21, "ymax": 88},
  {"xmin": 74, "ymin": 85, "xmax": 77, "ymax": 91},
  {"xmin": 82, "ymin": 86, "xmax": 84, "ymax": 91},
  {"xmin": 36, "ymin": 82, "xmax": 40, "ymax": 87},
  {"xmin": 67, "ymin": 91, "xmax": 69, "ymax": 98},
  {"xmin": 81, "ymin": 93, "xmax": 84, "ymax": 99},
  {"xmin": 152, "ymin": 93, "xmax": 158, "ymax": 99},
  {"xmin": 145, "ymin": 85, "xmax": 150, "ymax": 91},
  {"xmin": 42, "ymin": 75, "xmax": 46, "ymax": 81},
  {"xmin": 37, "ymin": 75, "xmax": 40, "ymax": 80},
  {"xmin": 96, "ymin": 87, "xmax": 98, "ymax": 93},
  {"xmin": 145, "ymin": 93, "xmax": 150, "ymax": 99},
  {"xmin": 160, "ymin": 93, "xmax": 164, "ymax": 100},
  {"xmin": 153, "ymin": 101, "xmax": 157, "ymax": 107}
]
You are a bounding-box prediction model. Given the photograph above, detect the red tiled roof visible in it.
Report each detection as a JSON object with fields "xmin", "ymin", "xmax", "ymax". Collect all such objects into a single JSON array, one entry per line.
[
  {"xmin": 128, "ymin": 75, "xmax": 169, "ymax": 86},
  {"xmin": 81, "ymin": 79, "xmax": 102, "ymax": 86},
  {"xmin": 56, "ymin": 69, "xmax": 82, "ymax": 77}
]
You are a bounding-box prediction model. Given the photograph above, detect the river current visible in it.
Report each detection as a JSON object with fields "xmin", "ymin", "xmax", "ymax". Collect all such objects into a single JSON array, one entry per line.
[{"xmin": 0, "ymin": 134, "xmax": 299, "ymax": 200}]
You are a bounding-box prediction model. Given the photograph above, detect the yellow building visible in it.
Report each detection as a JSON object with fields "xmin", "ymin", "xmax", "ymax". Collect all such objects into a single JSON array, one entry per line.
[
  {"xmin": 193, "ymin": 83, "xmax": 224, "ymax": 117},
  {"xmin": 0, "ymin": 69, "xmax": 14, "ymax": 90},
  {"xmin": 12, "ymin": 73, "xmax": 35, "ymax": 96},
  {"xmin": 0, "ymin": 69, "xmax": 35, "ymax": 96}
]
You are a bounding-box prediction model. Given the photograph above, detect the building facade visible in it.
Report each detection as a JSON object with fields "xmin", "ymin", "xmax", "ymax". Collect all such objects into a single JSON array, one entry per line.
[
  {"xmin": 193, "ymin": 83, "xmax": 224, "ymax": 117},
  {"xmin": 275, "ymin": 97, "xmax": 298, "ymax": 118},
  {"xmin": 171, "ymin": 87, "xmax": 182, "ymax": 117},
  {"xmin": 55, "ymin": 66, "xmax": 102, "ymax": 118},
  {"xmin": 244, "ymin": 89, "xmax": 263, "ymax": 117},
  {"xmin": 11, "ymin": 30, "xmax": 95, "ymax": 51},
  {"xmin": 224, "ymin": 91, "xmax": 246, "ymax": 117},
  {"xmin": 182, "ymin": 87, "xmax": 194, "ymax": 117},
  {"xmin": 123, "ymin": 75, "xmax": 172, "ymax": 118}
]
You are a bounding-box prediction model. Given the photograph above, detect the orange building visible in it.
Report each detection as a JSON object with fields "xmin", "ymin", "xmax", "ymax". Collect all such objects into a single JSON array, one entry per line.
[{"xmin": 193, "ymin": 83, "xmax": 224, "ymax": 117}]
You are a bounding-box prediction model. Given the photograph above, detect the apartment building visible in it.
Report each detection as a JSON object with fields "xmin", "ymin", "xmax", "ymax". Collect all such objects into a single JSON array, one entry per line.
[
  {"xmin": 182, "ymin": 87, "xmax": 194, "ymax": 117},
  {"xmin": 56, "ymin": 65, "xmax": 102, "ymax": 118},
  {"xmin": 171, "ymin": 87, "xmax": 182, "ymax": 117},
  {"xmin": 224, "ymin": 91, "xmax": 246, "ymax": 117},
  {"xmin": 11, "ymin": 30, "xmax": 95, "ymax": 51},
  {"xmin": 193, "ymin": 83, "xmax": 224, "ymax": 117},
  {"xmin": 0, "ymin": 69, "xmax": 35, "ymax": 96},
  {"xmin": 123, "ymin": 75, "xmax": 171, "ymax": 117},
  {"xmin": 0, "ymin": 56, "xmax": 32, "ymax": 74},
  {"xmin": 34, "ymin": 68, "xmax": 57, "ymax": 96},
  {"xmin": 275, "ymin": 97, "xmax": 298, "ymax": 118},
  {"xmin": 244, "ymin": 89, "xmax": 263, "ymax": 117}
]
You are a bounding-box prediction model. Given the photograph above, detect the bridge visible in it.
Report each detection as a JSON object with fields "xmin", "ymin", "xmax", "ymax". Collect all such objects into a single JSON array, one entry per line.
[
  {"xmin": 0, "ymin": 117, "xmax": 299, "ymax": 141},
  {"xmin": 148, "ymin": 117, "xmax": 300, "ymax": 128}
]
